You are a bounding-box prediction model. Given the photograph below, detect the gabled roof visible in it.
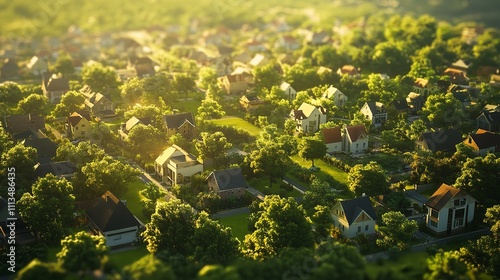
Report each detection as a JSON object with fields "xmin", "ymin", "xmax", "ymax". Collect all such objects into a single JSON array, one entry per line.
[
  {"xmin": 22, "ymin": 138, "xmax": 57, "ymax": 164},
  {"xmin": 79, "ymin": 191, "xmax": 140, "ymax": 232},
  {"xmin": 209, "ymin": 167, "xmax": 248, "ymax": 191},
  {"xmin": 34, "ymin": 161, "xmax": 77, "ymax": 178},
  {"xmin": 425, "ymin": 184, "xmax": 473, "ymax": 211},
  {"xmin": 339, "ymin": 196, "xmax": 376, "ymax": 225},
  {"xmin": 280, "ymin": 82, "xmax": 292, "ymax": 91},
  {"xmin": 478, "ymin": 111, "xmax": 500, "ymax": 126},
  {"xmin": 390, "ymin": 99, "xmax": 410, "ymax": 111},
  {"xmin": 338, "ymin": 65, "xmax": 359, "ymax": 75},
  {"xmin": 3, "ymin": 114, "xmax": 45, "ymax": 134},
  {"xmin": 124, "ymin": 116, "xmax": 151, "ymax": 132},
  {"xmin": 322, "ymin": 127, "xmax": 342, "ymax": 144},
  {"xmin": 364, "ymin": 101, "xmax": 385, "ymax": 114},
  {"xmin": 345, "ymin": 125, "xmax": 367, "ymax": 142},
  {"xmin": 420, "ymin": 129, "xmax": 463, "ymax": 153},
  {"xmin": 407, "ymin": 92, "xmax": 423, "ymax": 101},
  {"xmin": 323, "ymin": 86, "xmax": 344, "ymax": 99},
  {"xmin": 414, "ymin": 78, "xmax": 429, "ymax": 88},
  {"xmin": 468, "ymin": 132, "xmax": 500, "ymax": 149},
  {"xmin": 155, "ymin": 144, "xmax": 198, "ymax": 166},
  {"xmin": 297, "ymin": 102, "xmax": 320, "ymax": 118},
  {"xmin": 164, "ymin": 112, "xmax": 195, "ymax": 129},
  {"xmin": 45, "ymin": 74, "xmax": 69, "ymax": 91},
  {"xmin": 67, "ymin": 112, "xmax": 89, "ymax": 127}
]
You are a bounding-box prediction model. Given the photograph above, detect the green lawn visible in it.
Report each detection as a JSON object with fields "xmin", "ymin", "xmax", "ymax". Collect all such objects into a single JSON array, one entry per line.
[
  {"xmin": 365, "ymin": 251, "xmax": 428, "ymax": 279},
  {"xmin": 175, "ymin": 98, "xmax": 202, "ymax": 116},
  {"xmin": 291, "ymin": 156, "xmax": 349, "ymax": 185},
  {"xmin": 210, "ymin": 117, "xmax": 262, "ymax": 136},
  {"xmin": 218, "ymin": 213, "xmax": 251, "ymax": 242},
  {"xmin": 122, "ymin": 179, "xmax": 148, "ymax": 223},
  {"xmin": 109, "ymin": 246, "xmax": 149, "ymax": 269},
  {"xmin": 250, "ymin": 177, "xmax": 303, "ymax": 198}
]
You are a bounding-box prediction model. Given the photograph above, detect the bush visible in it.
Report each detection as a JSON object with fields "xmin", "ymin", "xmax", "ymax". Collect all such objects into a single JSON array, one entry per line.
[{"xmin": 324, "ymin": 156, "xmax": 351, "ymax": 172}]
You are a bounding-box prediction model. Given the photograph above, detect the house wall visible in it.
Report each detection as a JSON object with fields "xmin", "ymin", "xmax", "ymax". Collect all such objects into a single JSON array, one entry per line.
[
  {"xmin": 351, "ymin": 138, "xmax": 369, "ymax": 154},
  {"xmin": 332, "ymin": 205, "xmax": 375, "ymax": 238},
  {"xmin": 219, "ymin": 187, "xmax": 246, "ymax": 200},
  {"xmin": 72, "ymin": 119, "xmax": 91, "ymax": 139},
  {"xmin": 426, "ymin": 196, "xmax": 475, "ymax": 234},
  {"xmin": 104, "ymin": 226, "xmax": 139, "ymax": 247},
  {"xmin": 334, "ymin": 92, "xmax": 348, "ymax": 108},
  {"xmin": 326, "ymin": 141, "xmax": 342, "ymax": 153},
  {"xmin": 166, "ymin": 161, "xmax": 203, "ymax": 185},
  {"xmin": 45, "ymin": 90, "xmax": 67, "ymax": 103},
  {"xmin": 360, "ymin": 104, "xmax": 373, "ymax": 125}
]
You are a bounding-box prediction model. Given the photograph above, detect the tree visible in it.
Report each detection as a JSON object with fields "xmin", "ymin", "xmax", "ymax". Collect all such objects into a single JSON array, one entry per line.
[
  {"xmin": 298, "ymin": 137, "xmax": 326, "ymax": 167},
  {"xmin": 57, "ymin": 231, "xmax": 108, "ymax": 274},
  {"xmin": 52, "ymin": 53, "xmax": 74, "ymax": 75},
  {"xmin": 0, "ymin": 81, "xmax": 23, "ymax": 104},
  {"xmin": 126, "ymin": 124, "xmax": 163, "ymax": 157},
  {"xmin": 284, "ymin": 118, "xmax": 296, "ymax": 136},
  {"xmin": 0, "ymin": 127, "xmax": 13, "ymax": 156},
  {"xmin": 376, "ymin": 211, "xmax": 418, "ymax": 251},
  {"xmin": 244, "ymin": 196, "xmax": 314, "ymax": 259},
  {"xmin": 197, "ymin": 98, "xmax": 225, "ymax": 121},
  {"xmin": 310, "ymin": 241, "xmax": 367, "ymax": 280},
  {"xmin": 142, "ymin": 74, "xmax": 176, "ymax": 106},
  {"xmin": 371, "ymin": 42, "xmax": 410, "ymax": 77},
  {"xmin": 248, "ymin": 143, "xmax": 290, "ymax": 187},
  {"xmin": 0, "ymin": 143, "xmax": 37, "ymax": 195},
  {"xmin": 253, "ymin": 64, "xmax": 282, "ymax": 91},
  {"xmin": 422, "ymin": 93, "xmax": 465, "ymax": 128},
  {"xmin": 53, "ymin": 140, "xmax": 106, "ymax": 167},
  {"xmin": 75, "ymin": 156, "xmax": 140, "ymax": 199},
  {"xmin": 121, "ymin": 77, "xmax": 144, "ymax": 105},
  {"xmin": 140, "ymin": 183, "xmax": 167, "ymax": 218},
  {"xmin": 124, "ymin": 104, "xmax": 166, "ymax": 129},
  {"xmin": 173, "ymin": 73, "xmax": 196, "ymax": 97},
  {"xmin": 191, "ymin": 211, "xmax": 239, "ymax": 264},
  {"xmin": 303, "ymin": 178, "xmax": 337, "ymax": 210},
  {"xmin": 312, "ymin": 205, "xmax": 333, "ymax": 239},
  {"xmin": 385, "ymin": 191, "xmax": 412, "ymax": 213},
  {"xmin": 18, "ymin": 175, "xmax": 75, "ymax": 244},
  {"xmin": 195, "ymin": 132, "xmax": 231, "ymax": 169},
  {"xmin": 81, "ymin": 62, "xmax": 121, "ymax": 94},
  {"xmin": 348, "ymin": 162, "xmax": 389, "ymax": 197},
  {"xmin": 16, "ymin": 259, "xmax": 66, "ymax": 280},
  {"xmin": 484, "ymin": 205, "xmax": 500, "ymax": 226},
  {"xmin": 198, "ymin": 67, "xmax": 218, "ymax": 90},
  {"xmin": 51, "ymin": 90, "xmax": 85, "ymax": 117},
  {"xmin": 142, "ymin": 199, "xmax": 197, "ymax": 255},
  {"xmin": 197, "ymin": 265, "xmax": 240, "ymax": 280},
  {"xmin": 123, "ymin": 255, "xmax": 176, "ymax": 280},
  {"xmin": 17, "ymin": 94, "xmax": 49, "ymax": 115},
  {"xmin": 425, "ymin": 250, "xmax": 474, "ymax": 280}
]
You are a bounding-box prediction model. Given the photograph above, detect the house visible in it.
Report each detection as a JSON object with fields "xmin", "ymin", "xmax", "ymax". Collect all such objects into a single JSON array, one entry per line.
[
  {"xmin": 81, "ymin": 86, "xmax": 115, "ymax": 116},
  {"xmin": 42, "ymin": 73, "xmax": 70, "ymax": 103},
  {"xmin": 450, "ymin": 59, "xmax": 472, "ymax": 73},
  {"xmin": 322, "ymin": 127, "xmax": 342, "ymax": 153},
  {"xmin": 244, "ymin": 39, "xmax": 267, "ymax": 53},
  {"xmin": 280, "ymin": 82, "xmax": 296, "ymax": 100},
  {"xmin": 416, "ymin": 129, "xmax": 463, "ymax": 153},
  {"xmin": 34, "ymin": 161, "xmax": 77, "ymax": 179},
  {"xmin": 332, "ymin": 196, "xmax": 377, "ymax": 238},
  {"xmin": 305, "ymin": 30, "xmax": 330, "ymax": 46},
  {"xmin": 275, "ymin": 35, "xmax": 300, "ymax": 51},
  {"xmin": 337, "ymin": 65, "xmax": 360, "ymax": 78},
  {"xmin": 443, "ymin": 68, "xmax": 469, "ymax": 85},
  {"xmin": 26, "ymin": 56, "xmax": 48, "ymax": 76},
  {"xmin": 128, "ymin": 56, "xmax": 155, "ymax": 78},
  {"xmin": 477, "ymin": 106, "xmax": 500, "ymax": 132},
  {"xmin": 154, "ymin": 145, "xmax": 203, "ymax": 185},
  {"xmin": 317, "ymin": 66, "xmax": 333, "ymax": 76},
  {"xmin": 322, "ymin": 86, "xmax": 348, "ymax": 107},
  {"xmin": 78, "ymin": 191, "xmax": 141, "ymax": 247},
  {"xmin": 240, "ymin": 95, "xmax": 266, "ymax": 111},
  {"xmin": 388, "ymin": 99, "xmax": 411, "ymax": 117},
  {"xmin": 2, "ymin": 114, "xmax": 45, "ymax": 138},
  {"xmin": 461, "ymin": 27, "xmax": 484, "ymax": 45},
  {"xmin": 290, "ymin": 102, "xmax": 327, "ymax": 134},
  {"xmin": 463, "ymin": 131, "xmax": 500, "ymax": 156},
  {"xmin": 163, "ymin": 112, "xmax": 195, "ymax": 140},
  {"xmin": 412, "ymin": 78, "xmax": 438, "ymax": 96},
  {"xmin": 360, "ymin": 102, "xmax": 388, "ymax": 128},
  {"xmin": 248, "ymin": 54, "xmax": 268, "ymax": 68},
  {"xmin": 118, "ymin": 116, "xmax": 152, "ymax": 140},
  {"xmin": 425, "ymin": 184, "xmax": 476, "ymax": 235},
  {"xmin": 1, "ymin": 59, "xmax": 20, "ymax": 79},
  {"xmin": 207, "ymin": 168, "xmax": 248, "ymax": 200},
  {"xmin": 406, "ymin": 92, "xmax": 423, "ymax": 114},
  {"xmin": 218, "ymin": 73, "xmax": 253, "ymax": 94},
  {"xmin": 343, "ymin": 125, "xmax": 369, "ymax": 154},
  {"xmin": 66, "ymin": 112, "xmax": 91, "ymax": 139},
  {"xmin": 490, "ymin": 73, "xmax": 500, "ymax": 88},
  {"xmin": 22, "ymin": 138, "xmax": 57, "ymax": 164}
]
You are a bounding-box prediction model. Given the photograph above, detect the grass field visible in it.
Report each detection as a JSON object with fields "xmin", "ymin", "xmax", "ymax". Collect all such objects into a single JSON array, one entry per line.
[
  {"xmin": 291, "ymin": 156, "xmax": 349, "ymax": 185},
  {"xmin": 175, "ymin": 96, "xmax": 203, "ymax": 116},
  {"xmin": 218, "ymin": 213, "xmax": 251, "ymax": 242},
  {"xmin": 250, "ymin": 177, "xmax": 303, "ymax": 198},
  {"xmin": 108, "ymin": 246, "xmax": 150, "ymax": 269},
  {"xmin": 122, "ymin": 179, "xmax": 148, "ymax": 223},
  {"xmin": 210, "ymin": 117, "xmax": 262, "ymax": 136}
]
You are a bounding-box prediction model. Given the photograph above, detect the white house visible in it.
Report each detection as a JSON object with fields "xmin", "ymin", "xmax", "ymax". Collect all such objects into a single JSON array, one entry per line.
[
  {"xmin": 280, "ymin": 82, "xmax": 297, "ymax": 100},
  {"xmin": 343, "ymin": 125, "xmax": 369, "ymax": 154},
  {"xmin": 332, "ymin": 196, "xmax": 377, "ymax": 238},
  {"xmin": 322, "ymin": 86, "xmax": 348, "ymax": 108},
  {"xmin": 290, "ymin": 102, "xmax": 327, "ymax": 134},
  {"xmin": 425, "ymin": 184, "xmax": 476, "ymax": 235},
  {"xmin": 26, "ymin": 56, "xmax": 48, "ymax": 76},
  {"xmin": 360, "ymin": 101, "xmax": 387, "ymax": 128},
  {"xmin": 322, "ymin": 127, "xmax": 342, "ymax": 153},
  {"xmin": 154, "ymin": 145, "xmax": 203, "ymax": 185},
  {"xmin": 80, "ymin": 191, "xmax": 141, "ymax": 247}
]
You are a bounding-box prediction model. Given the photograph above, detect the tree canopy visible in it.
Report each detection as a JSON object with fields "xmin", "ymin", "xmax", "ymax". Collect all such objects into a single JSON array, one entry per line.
[
  {"xmin": 376, "ymin": 211, "xmax": 418, "ymax": 251},
  {"xmin": 57, "ymin": 231, "xmax": 108, "ymax": 274},
  {"xmin": 348, "ymin": 161, "xmax": 389, "ymax": 197}
]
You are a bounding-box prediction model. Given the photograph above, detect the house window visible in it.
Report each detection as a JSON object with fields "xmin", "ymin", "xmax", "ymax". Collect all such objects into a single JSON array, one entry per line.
[
  {"xmin": 363, "ymin": 142, "xmax": 366, "ymax": 147},
  {"xmin": 113, "ymin": 235, "xmax": 122, "ymax": 241},
  {"xmin": 82, "ymin": 131, "xmax": 85, "ymax": 135},
  {"xmin": 431, "ymin": 209, "xmax": 439, "ymax": 219},
  {"xmin": 357, "ymin": 226, "xmax": 361, "ymax": 233},
  {"xmin": 430, "ymin": 220, "xmax": 438, "ymax": 227},
  {"xmin": 356, "ymin": 143, "xmax": 359, "ymax": 148},
  {"xmin": 81, "ymin": 124, "xmax": 85, "ymax": 127},
  {"xmin": 365, "ymin": 225, "xmax": 369, "ymax": 231},
  {"xmin": 75, "ymin": 127, "xmax": 78, "ymax": 130}
]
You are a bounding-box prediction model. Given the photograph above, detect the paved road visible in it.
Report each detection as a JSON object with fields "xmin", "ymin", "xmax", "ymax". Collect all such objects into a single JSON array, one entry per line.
[{"xmin": 283, "ymin": 176, "xmax": 307, "ymax": 193}]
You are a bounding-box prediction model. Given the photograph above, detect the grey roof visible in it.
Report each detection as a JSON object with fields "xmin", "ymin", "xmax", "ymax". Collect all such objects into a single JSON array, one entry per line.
[
  {"xmin": 45, "ymin": 75, "xmax": 70, "ymax": 91},
  {"xmin": 390, "ymin": 99, "xmax": 410, "ymax": 111},
  {"xmin": 339, "ymin": 196, "xmax": 376, "ymax": 225},
  {"xmin": 79, "ymin": 191, "xmax": 140, "ymax": 232},
  {"xmin": 34, "ymin": 161, "xmax": 77, "ymax": 179},
  {"xmin": 421, "ymin": 129, "xmax": 463, "ymax": 153},
  {"xmin": 22, "ymin": 138, "xmax": 57, "ymax": 164},
  {"xmin": 210, "ymin": 168, "xmax": 248, "ymax": 191},
  {"xmin": 3, "ymin": 114, "xmax": 45, "ymax": 134},
  {"xmin": 164, "ymin": 112, "xmax": 195, "ymax": 129},
  {"xmin": 405, "ymin": 190, "xmax": 428, "ymax": 205}
]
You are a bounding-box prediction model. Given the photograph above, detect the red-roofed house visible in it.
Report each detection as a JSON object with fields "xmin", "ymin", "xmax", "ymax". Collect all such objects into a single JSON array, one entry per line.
[
  {"xmin": 322, "ymin": 127, "xmax": 342, "ymax": 153},
  {"xmin": 343, "ymin": 125, "xmax": 369, "ymax": 154},
  {"xmin": 425, "ymin": 184, "xmax": 476, "ymax": 235}
]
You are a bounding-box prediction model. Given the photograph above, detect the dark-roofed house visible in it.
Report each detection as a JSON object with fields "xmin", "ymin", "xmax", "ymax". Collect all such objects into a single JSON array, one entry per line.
[
  {"xmin": 42, "ymin": 73, "xmax": 70, "ymax": 103},
  {"xmin": 322, "ymin": 127, "xmax": 342, "ymax": 153},
  {"xmin": 163, "ymin": 112, "xmax": 196, "ymax": 140},
  {"xmin": 207, "ymin": 167, "xmax": 248, "ymax": 200},
  {"xmin": 240, "ymin": 95, "xmax": 266, "ymax": 111},
  {"xmin": 81, "ymin": 86, "xmax": 115, "ymax": 116},
  {"xmin": 154, "ymin": 145, "xmax": 203, "ymax": 185},
  {"xmin": 118, "ymin": 116, "xmax": 152, "ymax": 140},
  {"xmin": 425, "ymin": 184, "xmax": 476, "ymax": 235},
  {"xmin": 2, "ymin": 114, "xmax": 45, "ymax": 138},
  {"xmin": 343, "ymin": 125, "xmax": 369, "ymax": 154},
  {"xmin": 406, "ymin": 92, "xmax": 424, "ymax": 113},
  {"xmin": 66, "ymin": 112, "xmax": 91, "ymax": 139},
  {"xmin": 463, "ymin": 131, "xmax": 500, "ymax": 156},
  {"xmin": 1, "ymin": 58, "xmax": 20, "ymax": 79},
  {"xmin": 34, "ymin": 161, "xmax": 77, "ymax": 179},
  {"xmin": 389, "ymin": 99, "xmax": 410, "ymax": 117},
  {"xmin": 477, "ymin": 109, "xmax": 500, "ymax": 132},
  {"xmin": 416, "ymin": 129, "xmax": 463, "ymax": 153},
  {"xmin": 360, "ymin": 101, "xmax": 387, "ymax": 128},
  {"xmin": 332, "ymin": 196, "xmax": 376, "ymax": 238},
  {"xmin": 22, "ymin": 138, "xmax": 57, "ymax": 164},
  {"xmin": 290, "ymin": 102, "xmax": 327, "ymax": 134},
  {"xmin": 78, "ymin": 191, "xmax": 141, "ymax": 247}
]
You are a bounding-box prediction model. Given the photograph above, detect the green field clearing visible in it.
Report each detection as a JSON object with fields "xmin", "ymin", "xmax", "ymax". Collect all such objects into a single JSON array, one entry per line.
[
  {"xmin": 218, "ymin": 212, "xmax": 251, "ymax": 242},
  {"xmin": 122, "ymin": 179, "xmax": 149, "ymax": 223},
  {"xmin": 291, "ymin": 156, "xmax": 349, "ymax": 185},
  {"xmin": 109, "ymin": 246, "xmax": 149, "ymax": 269},
  {"xmin": 250, "ymin": 177, "xmax": 303, "ymax": 198},
  {"xmin": 210, "ymin": 117, "xmax": 262, "ymax": 136}
]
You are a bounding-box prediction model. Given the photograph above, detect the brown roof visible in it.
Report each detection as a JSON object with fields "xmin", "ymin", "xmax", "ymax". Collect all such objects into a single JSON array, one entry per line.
[
  {"xmin": 425, "ymin": 184, "xmax": 470, "ymax": 210},
  {"xmin": 346, "ymin": 125, "xmax": 367, "ymax": 142},
  {"xmin": 3, "ymin": 114, "xmax": 45, "ymax": 134},
  {"xmin": 67, "ymin": 112, "xmax": 84, "ymax": 127},
  {"xmin": 414, "ymin": 78, "xmax": 429, "ymax": 88},
  {"xmin": 292, "ymin": 110, "xmax": 307, "ymax": 120},
  {"xmin": 322, "ymin": 127, "xmax": 342, "ymax": 144}
]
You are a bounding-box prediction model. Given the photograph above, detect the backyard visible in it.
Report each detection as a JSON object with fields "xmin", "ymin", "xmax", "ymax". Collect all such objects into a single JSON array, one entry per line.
[
  {"xmin": 210, "ymin": 116, "xmax": 262, "ymax": 137},
  {"xmin": 122, "ymin": 179, "xmax": 149, "ymax": 223},
  {"xmin": 218, "ymin": 212, "xmax": 251, "ymax": 242}
]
